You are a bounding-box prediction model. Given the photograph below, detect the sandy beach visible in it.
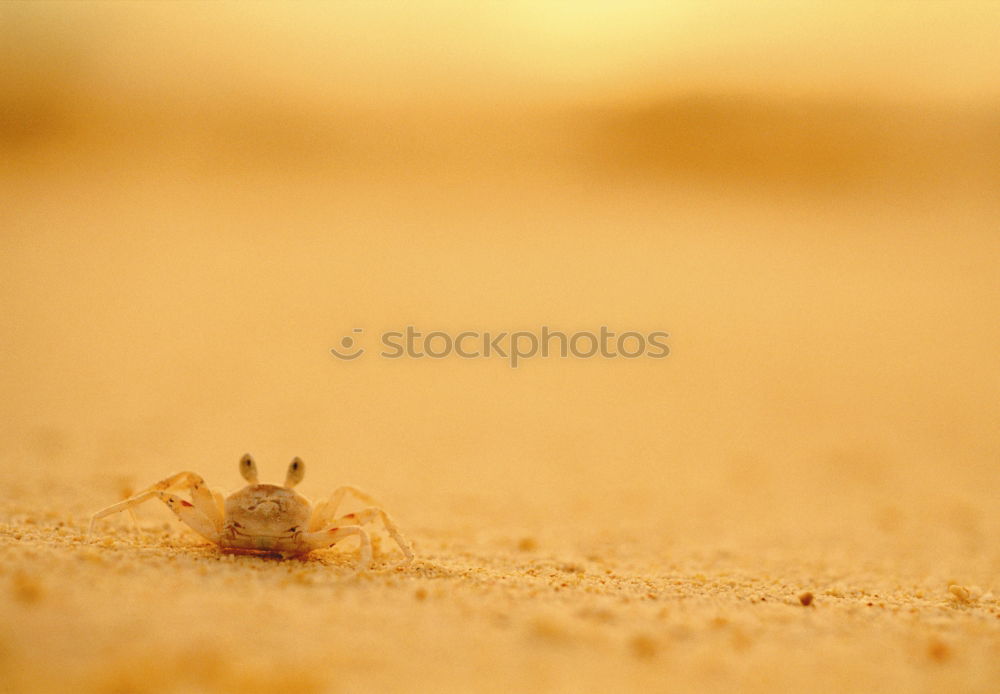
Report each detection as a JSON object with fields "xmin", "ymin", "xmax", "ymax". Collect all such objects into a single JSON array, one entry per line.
[{"xmin": 3, "ymin": 449, "xmax": 1000, "ymax": 693}]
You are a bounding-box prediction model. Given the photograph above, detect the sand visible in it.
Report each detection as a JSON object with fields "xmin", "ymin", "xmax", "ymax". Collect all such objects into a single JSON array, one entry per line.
[{"xmin": 2, "ymin": 461, "xmax": 999, "ymax": 694}]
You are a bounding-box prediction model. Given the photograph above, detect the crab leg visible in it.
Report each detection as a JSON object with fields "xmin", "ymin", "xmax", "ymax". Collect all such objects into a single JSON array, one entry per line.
[
  {"xmin": 328, "ymin": 507, "xmax": 414, "ymax": 566},
  {"xmin": 211, "ymin": 488, "xmax": 226, "ymax": 520},
  {"xmin": 131, "ymin": 471, "xmax": 223, "ymax": 530},
  {"xmin": 90, "ymin": 490, "xmax": 220, "ymax": 543},
  {"xmin": 89, "ymin": 471, "xmax": 222, "ymax": 535},
  {"xmin": 300, "ymin": 525, "xmax": 373, "ymax": 572},
  {"xmin": 307, "ymin": 485, "xmax": 385, "ymax": 530},
  {"xmin": 156, "ymin": 492, "xmax": 220, "ymax": 542}
]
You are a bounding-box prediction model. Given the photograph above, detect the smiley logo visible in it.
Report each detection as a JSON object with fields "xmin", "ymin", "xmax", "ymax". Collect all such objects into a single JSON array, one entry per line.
[{"xmin": 330, "ymin": 328, "xmax": 365, "ymax": 360}]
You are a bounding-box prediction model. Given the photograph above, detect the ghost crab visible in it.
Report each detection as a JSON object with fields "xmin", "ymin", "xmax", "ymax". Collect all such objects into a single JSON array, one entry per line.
[{"xmin": 90, "ymin": 454, "xmax": 414, "ymax": 572}]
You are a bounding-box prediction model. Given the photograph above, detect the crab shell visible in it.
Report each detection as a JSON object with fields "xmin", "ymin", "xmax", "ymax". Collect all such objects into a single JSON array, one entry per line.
[{"xmin": 223, "ymin": 484, "xmax": 312, "ymax": 553}]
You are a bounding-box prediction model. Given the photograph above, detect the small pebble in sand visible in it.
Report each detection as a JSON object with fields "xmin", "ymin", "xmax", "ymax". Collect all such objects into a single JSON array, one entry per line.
[
  {"xmin": 927, "ymin": 638, "xmax": 951, "ymax": 662},
  {"xmin": 798, "ymin": 592, "xmax": 814, "ymax": 606},
  {"xmin": 530, "ymin": 616, "xmax": 570, "ymax": 642},
  {"xmin": 518, "ymin": 537, "xmax": 538, "ymax": 551},
  {"xmin": 948, "ymin": 584, "xmax": 981, "ymax": 603},
  {"xmin": 11, "ymin": 572, "xmax": 43, "ymax": 604},
  {"xmin": 629, "ymin": 634, "xmax": 659, "ymax": 659}
]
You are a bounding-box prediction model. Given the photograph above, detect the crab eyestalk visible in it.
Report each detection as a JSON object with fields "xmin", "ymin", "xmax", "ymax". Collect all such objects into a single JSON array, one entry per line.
[
  {"xmin": 240, "ymin": 453, "xmax": 259, "ymax": 484},
  {"xmin": 285, "ymin": 457, "xmax": 305, "ymax": 488}
]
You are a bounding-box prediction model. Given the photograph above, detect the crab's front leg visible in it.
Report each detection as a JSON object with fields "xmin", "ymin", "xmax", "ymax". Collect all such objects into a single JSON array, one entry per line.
[
  {"xmin": 91, "ymin": 490, "xmax": 220, "ymax": 544},
  {"xmin": 301, "ymin": 525, "xmax": 373, "ymax": 573},
  {"xmin": 136, "ymin": 471, "xmax": 224, "ymax": 530},
  {"xmin": 90, "ymin": 471, "xmax": 223, "ymax": 541}
]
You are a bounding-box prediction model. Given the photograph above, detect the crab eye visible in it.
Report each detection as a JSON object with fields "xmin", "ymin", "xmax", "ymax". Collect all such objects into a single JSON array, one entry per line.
[
  {"xmin": 285, "ymin": 457, "xmax": 305, "ymax": 488},
  {"xmin": 239, "ymin": 453, "xmax": 259, "ymax": 483}
]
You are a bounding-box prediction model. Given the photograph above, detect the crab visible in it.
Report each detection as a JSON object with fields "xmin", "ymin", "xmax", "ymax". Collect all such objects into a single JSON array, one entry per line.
[{"xmin": 89, "ymin": 454, "xmax": 414, "ymax": 572}]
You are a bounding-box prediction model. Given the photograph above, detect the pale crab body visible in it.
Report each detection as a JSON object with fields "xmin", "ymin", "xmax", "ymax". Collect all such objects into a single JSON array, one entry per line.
[
  {"xmin": 222, "ymin": 484, "xmax": 313, "ymax": 553},
  {"xmin": 90, "ymin": 455, "xmax": 414, "ymax": 571}
]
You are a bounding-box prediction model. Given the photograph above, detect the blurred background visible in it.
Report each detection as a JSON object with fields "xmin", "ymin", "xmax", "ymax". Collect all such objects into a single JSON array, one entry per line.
[{"xmin": 2, "ymin": 1, "xmax": 998, "ymax": 554}]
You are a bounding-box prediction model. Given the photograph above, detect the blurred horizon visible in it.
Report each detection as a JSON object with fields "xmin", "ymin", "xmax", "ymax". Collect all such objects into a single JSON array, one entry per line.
[{"xmin": 5, "ymin": 2, "xmax": 1000, "ymax": 180}]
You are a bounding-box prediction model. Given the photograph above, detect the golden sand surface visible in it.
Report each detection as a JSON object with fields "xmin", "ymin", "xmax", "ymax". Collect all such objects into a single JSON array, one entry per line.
[
  {"xmin": 2, "ymin": 453, "xmax": 999, "ymax": 694},
  {"xmin": 2, "ymin": 4, "xmax": 999, "ymax": 692}
]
